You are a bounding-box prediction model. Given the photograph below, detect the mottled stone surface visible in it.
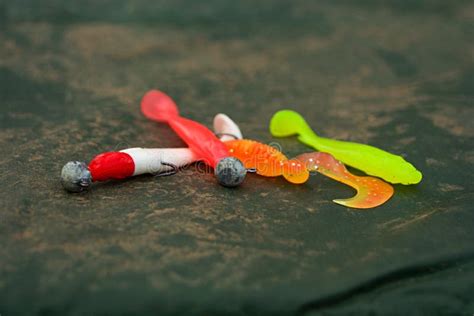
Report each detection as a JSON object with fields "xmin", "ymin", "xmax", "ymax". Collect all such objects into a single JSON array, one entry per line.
[{"xmin": 0, "ymin": 1, "xmax": 473, "ymax": 315}]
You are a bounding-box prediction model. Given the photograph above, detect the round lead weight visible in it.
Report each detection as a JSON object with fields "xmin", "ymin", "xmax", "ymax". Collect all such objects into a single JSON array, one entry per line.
[
  {"xmin": 214, "ymin": 157, "xmax": 246, "ymax": 188},
  {"xmin": 61, "ymin": 161, "xmax": 92, "ymax": 192}
]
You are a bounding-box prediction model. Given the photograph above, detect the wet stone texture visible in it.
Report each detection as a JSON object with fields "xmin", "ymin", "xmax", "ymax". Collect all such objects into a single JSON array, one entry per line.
[{"xmin": 0, "ymin": 1, "xmax": 473, "ymax": 315}]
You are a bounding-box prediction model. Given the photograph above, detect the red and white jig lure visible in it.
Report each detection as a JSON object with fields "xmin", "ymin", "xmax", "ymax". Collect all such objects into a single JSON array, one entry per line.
[{"xmin": 60, "ymin": 114, "xmax": 242, "ymax": 192}]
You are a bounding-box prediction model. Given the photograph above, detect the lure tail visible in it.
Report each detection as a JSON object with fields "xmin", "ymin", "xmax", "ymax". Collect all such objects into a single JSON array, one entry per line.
[
  {"xmin": 269, "ymin": 110, "xmax": 315, "ymax": 138},
  {"xmin": 213, "ymin": 113, "xmax": 243, "ymax": 141},
  {"xmin": 141, "ymin": 90, "xmax": 180, "ymax": 122},
  {"xmin": 296, "ymin": 152, "xmax": 394, "ymax": 209}
]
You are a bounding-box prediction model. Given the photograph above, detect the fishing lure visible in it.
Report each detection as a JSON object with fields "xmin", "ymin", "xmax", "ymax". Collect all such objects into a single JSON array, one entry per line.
[
  {"xmin": 224, "ymin": 139, "xmax": 309, "ymax": 184},
  {"xmin": 60, "ymin": 114, "xmax": 243, "ymax": 192},
  {"xmin": 296, "ymin": 152, "xmax": 394, "ymax": 209},
  {"xmin": 270, "ymin": 110, "xmax": 422, "ymax": 185},
  {"xmin": 141, "ymin": 90, "xmax": 246, "ymax": 187},
  {"xmin": 224, "ymin": 139, "xmax": 393, "ymax": 208}
]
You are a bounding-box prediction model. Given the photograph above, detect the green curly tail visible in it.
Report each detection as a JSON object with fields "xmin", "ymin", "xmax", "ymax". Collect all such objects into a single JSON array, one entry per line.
[{"xmin": 269, "ymin": 110, "xmax": 316, "ymax": 138}]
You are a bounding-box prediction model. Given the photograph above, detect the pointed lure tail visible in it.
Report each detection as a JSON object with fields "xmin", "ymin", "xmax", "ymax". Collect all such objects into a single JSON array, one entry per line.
[
  {"xmin": 141, "ymin": 90, "xmax": 180, "ymax": 123},
  {"xmin": 296, "ymin": 152, "xmax": 394, "ymax": 209}
]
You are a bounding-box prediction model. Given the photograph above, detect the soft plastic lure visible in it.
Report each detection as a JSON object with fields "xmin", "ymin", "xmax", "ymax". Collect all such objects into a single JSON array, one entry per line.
[
  {"xmin": 61, "ymin": 114, "xmax": 243, "ymax": 192},
  {"xmin": 224, "ymin": 139, "xmax": 309, "ymax": 184},
  {"xmin": 270, "ymin": 110, "xmax": 422, "ymax": 185},
  {"xmin": 224, "ymin": 139, "xmax": 393, "ymax": 208},
  {"xmin": 296, "ymin": 152, "xmax": 394, "ymax": 209},
  {"xmin": 141, "ymin": 90, "xmax": 246, "ymax": 187}
]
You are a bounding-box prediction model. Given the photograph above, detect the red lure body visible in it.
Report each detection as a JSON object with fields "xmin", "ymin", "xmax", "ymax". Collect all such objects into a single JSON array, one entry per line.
[
  {"xmin": 167, "ymin": 117, "xmax": 229, "ymax": 167},
  {"xmin": 88, "ymin": 152, "xmax": 135, "ymax": 181},
  {"xmin": 141, "ymin": 90, "xmax": 229, "ymax": 168}
]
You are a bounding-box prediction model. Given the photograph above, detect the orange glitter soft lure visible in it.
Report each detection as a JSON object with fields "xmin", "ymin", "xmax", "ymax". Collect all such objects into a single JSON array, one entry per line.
[
  {"xmin": 225, "ymin": 140, "xmax": 393, "ymax": 208},
  {"xmin": 295, "ymin": 152, "xmax": 394, "ymax": 209},
  {"xmin": 224, "ymin": 139, "xmax": 310, "ymax": 184}
]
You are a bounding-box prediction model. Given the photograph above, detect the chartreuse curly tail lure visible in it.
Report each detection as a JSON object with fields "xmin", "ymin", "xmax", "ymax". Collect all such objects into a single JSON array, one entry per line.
[
  {"xmin": 270, "ymin": 110, "xmax": 422, "ymax": 185},
  {"xmin": 296, "ymin": 152, "xmax": 394, "ymax": 209}
]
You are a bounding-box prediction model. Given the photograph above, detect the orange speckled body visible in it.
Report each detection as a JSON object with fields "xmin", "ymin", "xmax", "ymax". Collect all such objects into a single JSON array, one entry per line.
[{"xmin": 225, "ymin": 139, "xmax": 309, "ymax": 184}]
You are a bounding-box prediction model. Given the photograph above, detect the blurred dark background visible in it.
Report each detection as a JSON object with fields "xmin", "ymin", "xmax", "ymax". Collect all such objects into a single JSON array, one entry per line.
[{"xmin": 0, "ymin": 1, "xmax": 473, "ymax": 315}]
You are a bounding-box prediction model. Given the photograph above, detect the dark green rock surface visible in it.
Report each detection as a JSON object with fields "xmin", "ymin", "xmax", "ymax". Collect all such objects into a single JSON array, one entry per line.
[{"xmin": 1, "ymin": 1, "xmax": 473, "ymax": 315}]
